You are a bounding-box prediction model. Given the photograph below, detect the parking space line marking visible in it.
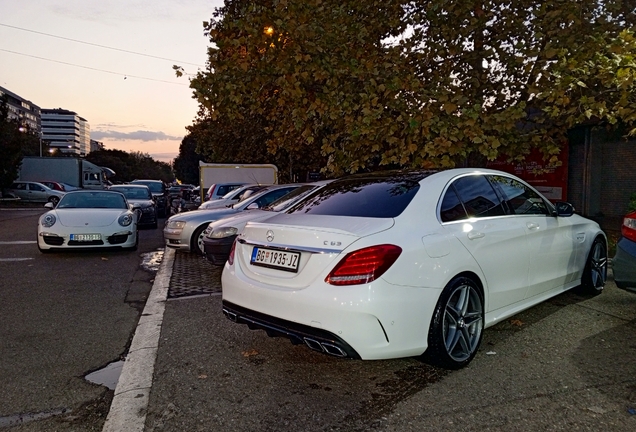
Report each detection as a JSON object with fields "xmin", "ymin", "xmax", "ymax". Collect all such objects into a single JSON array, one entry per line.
[
  {"xmin": 0, "ymin": 258, "xmax": 34, "ymax": 261},
  {"xmin": 0, "ymin": 241, "xmax": 37, "ymax": 244}
]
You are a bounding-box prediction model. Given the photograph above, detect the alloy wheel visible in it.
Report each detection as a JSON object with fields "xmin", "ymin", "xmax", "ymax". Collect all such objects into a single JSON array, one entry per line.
[{"xmin": 442, "ymin": 283, "xmax": 484, "ymax": 363}]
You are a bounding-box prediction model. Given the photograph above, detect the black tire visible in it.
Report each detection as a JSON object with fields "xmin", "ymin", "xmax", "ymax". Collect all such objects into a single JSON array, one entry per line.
[
  {"xmin": 578, "ymin": 236, "xmax": 607, "ymax": 295},
  {"xmin": 49, "ymin": 196, "xmax": 60, "ymax": 206},
  {"xmin": 191, "ymin": 225, "xmax": 207, "ymax": 256},
  {"xmin": 427, "ymin": 276, "xmax": 484, "ymax": 369}
]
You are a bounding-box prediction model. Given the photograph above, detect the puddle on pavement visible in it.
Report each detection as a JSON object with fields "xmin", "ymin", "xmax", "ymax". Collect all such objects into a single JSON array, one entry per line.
[
  {"xmin": 85, "ymin": 360, "xmax": 124, "ymax": 390},
  {"xmin": 141, "ymin": 249, "xmax": 164, "ymax": 273}
]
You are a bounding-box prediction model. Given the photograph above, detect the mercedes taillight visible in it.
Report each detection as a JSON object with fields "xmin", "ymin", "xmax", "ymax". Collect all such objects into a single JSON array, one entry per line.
[
  {"xmin": 622, "ymin": 211, "xmax": 636, "ymax": 242},
  {"xmin": 325, "ymin": 244, "xmax": 402, "ymax": 286}
]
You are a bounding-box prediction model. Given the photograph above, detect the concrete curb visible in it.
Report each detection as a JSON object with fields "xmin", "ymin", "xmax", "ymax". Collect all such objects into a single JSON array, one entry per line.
[{"xmin": 102, "ymin": 247, "xmax": 175, "ymax": 432}]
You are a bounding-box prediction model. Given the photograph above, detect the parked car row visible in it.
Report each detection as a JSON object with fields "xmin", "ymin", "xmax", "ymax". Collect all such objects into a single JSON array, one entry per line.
[{"xmin": 33, "ymin": 168, "xmax": 628, "ymax": 368}]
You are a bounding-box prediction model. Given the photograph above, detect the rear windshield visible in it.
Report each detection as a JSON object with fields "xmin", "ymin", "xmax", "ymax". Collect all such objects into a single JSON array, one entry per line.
[
  {"xmin": 133, "ymin": 181, "xmax": 164, "ymax": 193},
  {"xmin": 288, "ymin": 178, "xmax": 420, "ymax": 218},
  {"xmin": 111, "ymin": 187, "xmax": 152, "ymax": 200}
]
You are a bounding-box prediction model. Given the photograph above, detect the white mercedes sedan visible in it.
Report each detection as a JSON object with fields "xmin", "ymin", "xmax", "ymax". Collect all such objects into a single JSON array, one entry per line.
[
  {"xmin": 37, "ymin": 190, "xmax": 138, "ymax": 252},
  {"xmin": 221, "ymin": 168, "xmax": 607, "ymax": 368}
]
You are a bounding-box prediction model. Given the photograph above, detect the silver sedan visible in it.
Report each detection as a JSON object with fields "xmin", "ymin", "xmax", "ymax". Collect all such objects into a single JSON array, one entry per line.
[{"xmin": 163, "ymin": 184, "xmax": 302, "ymax": 255}]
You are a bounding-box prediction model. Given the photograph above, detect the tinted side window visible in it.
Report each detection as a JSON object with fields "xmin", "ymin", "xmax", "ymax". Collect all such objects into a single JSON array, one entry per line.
[
  {"xmin": 217, "ymin": 184, "xmax": 241, "ymax": 196},
  {"xmin": 452, "ymin": 175, "xmax": 506, "ymax": 218},
  {"xmin": 12, "ymin": 183, "xmax": 26, "ymax": 190},
  {"xmin": 490, "ymin": 176, "xmax": 550, "ymax": 216},
  {"xmin": 440, "ymin": 186, "xmax": 468, "ymax": 222},
  {"xmin": 254, "ymin": 187, "xmax": 297, "ymax": 207},
  {"xmin": 29, "ymin": 184, "xmax": 45, "ymax": 191},
  {"xmin": 289, "ymin": 178, "xmax": 420, "ymax": 218}
]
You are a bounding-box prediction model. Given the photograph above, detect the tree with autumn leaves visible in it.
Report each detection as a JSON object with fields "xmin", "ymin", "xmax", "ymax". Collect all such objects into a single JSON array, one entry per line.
[{"xmin": 182, "ymin": 0, "xmax": 635, "ymax": 178}]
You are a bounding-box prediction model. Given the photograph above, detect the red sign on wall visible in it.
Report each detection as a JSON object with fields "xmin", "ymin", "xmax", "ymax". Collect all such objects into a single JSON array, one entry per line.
[{"xmin": 486, "ymin": 144, "xmax": 569, "ymax": 203}]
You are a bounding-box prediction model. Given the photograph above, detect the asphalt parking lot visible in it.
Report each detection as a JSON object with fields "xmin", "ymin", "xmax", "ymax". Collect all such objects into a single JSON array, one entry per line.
[{"xmin": 133, "ymin": 251, "xmax": 636, "ymax": 432}]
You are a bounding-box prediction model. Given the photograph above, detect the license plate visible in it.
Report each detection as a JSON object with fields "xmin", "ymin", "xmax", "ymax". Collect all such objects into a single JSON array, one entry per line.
[
  {"xmin": 70, "ymin": 233, "xmax": 101, "ymax": 241},
  {"xmin": 250, "ymin": 247, "xmax": 300, "ymax": 272}
]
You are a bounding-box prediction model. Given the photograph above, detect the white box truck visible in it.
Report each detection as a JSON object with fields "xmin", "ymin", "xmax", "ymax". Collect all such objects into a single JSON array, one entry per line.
[
  {"xmin": 18, "ymin": 157, "xmax": 110, "ymax": 189},
  {"xmin": 199, "ymin": 162, "xmax": 278, "ymax": 200}
]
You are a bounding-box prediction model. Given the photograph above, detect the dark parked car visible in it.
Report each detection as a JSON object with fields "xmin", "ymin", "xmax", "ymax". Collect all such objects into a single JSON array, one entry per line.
[
  {"xmin": 110, "ymin": 184, "xmax": 158, "ymax": 229},
  {"xmin": 130, "ymin": 179, "xmax": 168, "ymax": 217},
  {"xmin": 168, "ymin": 184, "xmax": 194, "ymax": 199},
  {"xmin": 613, "ymin": 210, "xmax": 636, "ymax": 293}
]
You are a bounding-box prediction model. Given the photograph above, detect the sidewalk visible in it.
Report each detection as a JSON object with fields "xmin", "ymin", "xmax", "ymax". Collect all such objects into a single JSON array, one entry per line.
[{"xmin": 102, "ymin": 249, "xmax": 223, "ymax": 432}]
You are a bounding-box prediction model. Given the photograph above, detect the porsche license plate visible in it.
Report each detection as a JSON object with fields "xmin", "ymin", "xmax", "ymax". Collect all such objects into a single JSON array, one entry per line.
[
  {"xmin": 251, "ymin": 247, "xmax": 300, "ymax": 272},
  {"xmin": 70, "ymin": 233, "xmax": 101, "ymax": 241}
]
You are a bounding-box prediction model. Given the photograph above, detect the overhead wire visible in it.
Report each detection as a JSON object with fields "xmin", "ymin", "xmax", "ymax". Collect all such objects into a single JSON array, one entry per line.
[
  {"xmin": 0, "ymin": 48, "xmax": 189, "ymax": 85},
  {"xmin": 0, "ymin": 22, "xmax": 205, "ymax": 67},
  {"xmin": 0, "ymin": 22, "xmax": 205, "ymax": 84}
]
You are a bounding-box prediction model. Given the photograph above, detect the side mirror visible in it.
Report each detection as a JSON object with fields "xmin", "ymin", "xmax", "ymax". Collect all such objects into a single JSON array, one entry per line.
[
  {"xmin": 554, "ymin": 202, "xmax": 574, "ymax": 217},
  {"xmin": 246, "ymin": 203, "xmax": 260, "ymax": 210},
  {"xmin": 44, "ymin": 202, "xmax": 54, "ymax": 209}
]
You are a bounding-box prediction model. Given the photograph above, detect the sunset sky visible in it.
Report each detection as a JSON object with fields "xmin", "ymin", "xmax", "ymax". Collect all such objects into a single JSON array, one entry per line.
[{"xmin": 0, "ymin": 0, "xmax": 224, "ymax": 163}]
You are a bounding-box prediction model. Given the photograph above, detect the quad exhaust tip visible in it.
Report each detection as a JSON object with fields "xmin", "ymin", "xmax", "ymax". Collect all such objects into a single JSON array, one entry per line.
[
  {"xmin": 303, "ymin": 338, "xmax": 347, "ymax": 358},
  {"xmin": 222, "ymin": 308, "xmax": 238, "ymax": 322},
  {"xmin": 223, "ymin": 307, "xmax": 349, "ymax": 358}
]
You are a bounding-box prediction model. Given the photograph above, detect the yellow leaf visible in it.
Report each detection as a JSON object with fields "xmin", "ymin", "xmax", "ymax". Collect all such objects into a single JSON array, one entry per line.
[
  {"xmin": 444, "ymin": 103, "xmax": 457, "ymax": 114},
  {"xmin": 242, "ymin": 349, "xmax": 259, "ymax": 357}
]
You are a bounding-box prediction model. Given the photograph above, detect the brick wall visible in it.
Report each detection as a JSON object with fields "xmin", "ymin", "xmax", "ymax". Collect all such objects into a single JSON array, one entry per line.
[{"xmin": 568, "ymin": 125, "xmax": 636, "ymax": 233}]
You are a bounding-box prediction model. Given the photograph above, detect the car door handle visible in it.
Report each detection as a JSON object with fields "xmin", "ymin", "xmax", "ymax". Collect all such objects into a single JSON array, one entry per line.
[
  {"xmin": 526, "ymin": 223, "xmax": 540, "ymax": 230},
  {"xmin": 467, "ymin": 232, "xmax": 485, "ymax": 240}
]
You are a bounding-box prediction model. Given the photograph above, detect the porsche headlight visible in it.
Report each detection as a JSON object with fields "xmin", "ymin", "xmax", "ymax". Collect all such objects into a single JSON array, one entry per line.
[
  {"xmin": 118, "ymin": 213, "xmax": 134, "ymax": 227},
  {"xmin": 41, "ymin": 214, "xmax": 56, "ymax": 228},
  {"xmin": 210, "ymin": 226, "xmax": 238, "ymax": 239}
]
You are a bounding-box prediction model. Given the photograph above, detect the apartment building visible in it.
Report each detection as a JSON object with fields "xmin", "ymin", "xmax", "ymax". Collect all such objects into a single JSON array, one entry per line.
[
  {"xmin": 0, "ymin": 85, "xmax": 41, "ymax": 133},
  {"xmin": 41, "ymin": 108, "xmax": 91, "ymax": 156}
]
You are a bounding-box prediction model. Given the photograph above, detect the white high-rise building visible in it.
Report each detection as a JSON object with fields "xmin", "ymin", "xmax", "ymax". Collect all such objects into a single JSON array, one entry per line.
[{"xmin": 41, "ymin": 108, "xmax": 91, "ymax": 156}]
